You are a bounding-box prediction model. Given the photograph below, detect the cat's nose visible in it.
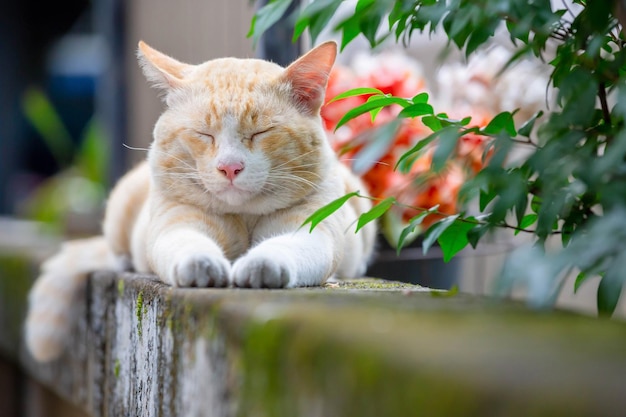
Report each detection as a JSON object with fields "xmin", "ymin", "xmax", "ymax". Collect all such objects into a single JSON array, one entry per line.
[{"xmin": 217, "ymin": 162, "xmax": 244, "ymax": 181}]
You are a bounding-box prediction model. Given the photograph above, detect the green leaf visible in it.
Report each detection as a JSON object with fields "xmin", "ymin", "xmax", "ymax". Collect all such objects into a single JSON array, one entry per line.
[
  {"xmin": 482, "ymin": 111, "xmax": 517, "ymax": 136},
  {"xmin": 328, "ymin": 87, "xmax": 384, "ymax": 103},
  {"xmin": 367, "ymin": 95, "xmax": 388, "ymax": 122},
  {"xmin": 515, "ymin": 214, "xmax": 538, "ymax": 235},
  {"xmin": 422, "ymin": 115, "xmax": 443, "ymax": 132},
  {"xmin": 460, "ymin": 116, "xmax": 472, "ymax": 126},
  {"xmin": 465, "ymin": 18, "xmax": 499, "ymax": 57},
  {"xmin": 561, "ymin": 221, "xmax": 575, "ymax": 247},
  {"xmin": 21, "ymin": 87, "xmax": 74, "ymax": 167},
  {"xmin": 398, "ymin": 102, "xmax": 434, "ymax": 118},
  {"xmin": 352, "ymin": 120, "xmax": 401, "ymax": 174},
  {"xmin": 354, "ymin": 0, "xmax": 375, "ymax": 12},
  {"xmin": 444, "ymin": 9, "xmax": 472, "ymax": 49},
  {"xmin": 302, "ymin": 191, "xmax": 360, "ymax": 232},
  {"xmin": 467, "ymin": 223, "xmax": 489, "ymax": 248},
  {"xmin": 530, "ymin": 195, "xmax": 542, "ymax": 214},
  {"xmin": 518, "ymin": 110, "xmax": 544, "ymax": 137},
  {"xmin": 573, "ymin": 272, "xmax": 588, "ymax": 294},
  {"xmin": 358, "ymin": 3, "xmax": 383, "ymax": 47},
  {"xmin": 430, "ymin": 284, "xmax": 459, "ymax": 298},
  {"xmin": 77, "ymin": 118, "xmax": 108, "ymax": 184},
  {"xmin": 422, "ymin": 214, "xmax": 460, "ymax": 255},
  {"xmin": 292, "ymin": 0, "xmax": 342, "ymax": 43},
  {"xmin": 431, "ymin": 127, "xmax": 461, "ymax": 172},
  {"xmin": 396, "ymin": 206, "xmax": 439, "ymax": 254},
  {"xmin": 394, "ymin": 129, "xmax": 441, "ymax": 172},
  {"xmin": 336, "ymin": 12, "xmax": 363, "ymax": 51},
  {"xmin": 247, "ymin": 0, "xmax": 294, "ymax": 47},
  {"xmin": 597, "ymin": 271, "xmax": 622, "ymax": 317},
  {"xmin": 356, "ymin": 197, "xmax": 395, "ymax": 232},
  {"xmin": 479, "ymin": 187, "xmax": 497, "ymax": 212},
  {"xmin": 335, "ymin": 96, "xmax": 410, "ymax": 130},
  {"xmin": 597, "ymin": 250, "xmax": 626, "ymax": 317},
  {"xmin": 437, "ymin": 218, "xmax": 476, "ymax": 262},
  {"xmin": 514, "ymin": 189, "xmax": 529, "ymax": 225},
  {"xmin": 412, "ymin": 92, "xmax": 429, "ymax": 103}
]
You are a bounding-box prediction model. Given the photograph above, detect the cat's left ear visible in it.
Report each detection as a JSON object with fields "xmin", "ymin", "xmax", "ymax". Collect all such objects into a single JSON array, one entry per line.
[
  {"xmin": 283, "ymin": 41, "xmax": 337, "ymax": 115},
  {"xmin": 137, "ymin": 41, "xmax": 191, "ymax": 94}
]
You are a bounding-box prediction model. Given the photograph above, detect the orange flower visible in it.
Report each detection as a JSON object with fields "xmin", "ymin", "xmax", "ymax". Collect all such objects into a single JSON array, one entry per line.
[{"xmin": 405, "ymin": 164, "xmax": 465, "ymax": 227}]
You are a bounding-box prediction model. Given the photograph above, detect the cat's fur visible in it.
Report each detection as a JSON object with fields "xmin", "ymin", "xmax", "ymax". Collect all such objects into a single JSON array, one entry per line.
[{"xmin": 25, "ymin": 41, "xmax": 376, "ymax": 362}]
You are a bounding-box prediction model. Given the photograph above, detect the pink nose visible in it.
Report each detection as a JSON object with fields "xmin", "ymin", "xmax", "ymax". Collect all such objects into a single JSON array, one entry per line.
[{"xmin": 217, "ymin": 162, "xmax": 244, "ymax": 180}]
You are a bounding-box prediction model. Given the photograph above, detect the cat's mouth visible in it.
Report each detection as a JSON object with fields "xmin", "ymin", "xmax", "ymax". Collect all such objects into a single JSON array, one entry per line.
[
  {"xmin": 198, "ymin": 172, "xmax": 267, "ymax": 206},
  {"xmin": 215, "ymin": 183, "xmax": 255, "ymax": 205},
  {"xmin": 205, "ymin": 176, "xmax": 260, "ymax": 201}
]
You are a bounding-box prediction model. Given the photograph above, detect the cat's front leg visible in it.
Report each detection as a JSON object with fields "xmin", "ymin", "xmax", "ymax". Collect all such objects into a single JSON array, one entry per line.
[
  {"xmin": 150, "ymin": 228, "xmax": 231, "ymax": 287},
  {"xmin": 145, "ymin": 204, "xmax": 245, "ymax": 287},
  {"xmin": 231, "ymin": 227, "xmax": 338, "ymax": 288}
]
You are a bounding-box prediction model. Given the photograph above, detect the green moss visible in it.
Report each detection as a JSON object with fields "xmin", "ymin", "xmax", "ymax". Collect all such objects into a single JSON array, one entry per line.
[
  {"xmin": 325, "ymin": 278, "xmax": 424, "ymax": 291},
  {"xmin": 114, "ymin": 358, "xmax": 121, "ymax": 378},
  {"xmin": 237, "ymin": 316, "xmax": 543, "ymax": 417},
  {"xmin": 117, "ymin": 279, "xmax": 124, "ymax": 297},
  {"xmin": 136, "ymin": 290, "xmax": 144, "ymax": 337},
  {"xmin": 0, "ymin": 255, "xmax": 34, "ymax": 356}
]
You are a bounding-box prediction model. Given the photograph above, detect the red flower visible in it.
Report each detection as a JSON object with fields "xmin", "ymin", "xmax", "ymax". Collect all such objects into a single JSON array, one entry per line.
[{"xmin": 322, "ymin": 58, "xmax": 492, "ymax": 235}]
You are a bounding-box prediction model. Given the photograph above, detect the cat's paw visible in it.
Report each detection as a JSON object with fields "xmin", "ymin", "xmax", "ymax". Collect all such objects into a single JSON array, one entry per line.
[
  {"xmin": 171, "ymin": 253, "xmax": 230, "ymax": 287},
  {"xmin": 231, "ymin": 253, "xmax": 293, "ymax": 288}
]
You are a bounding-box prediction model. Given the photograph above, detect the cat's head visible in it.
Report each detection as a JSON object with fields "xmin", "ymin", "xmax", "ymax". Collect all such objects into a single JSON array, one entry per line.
[{"xmin": 137, "ymin": 41, "xmax": 337, "ymax": 214}]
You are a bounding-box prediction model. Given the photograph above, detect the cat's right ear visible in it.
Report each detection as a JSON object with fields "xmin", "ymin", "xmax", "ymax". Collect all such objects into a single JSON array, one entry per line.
[{"xmin": 137, "ymin": 41, "xmax": 190, "ymax": 93}]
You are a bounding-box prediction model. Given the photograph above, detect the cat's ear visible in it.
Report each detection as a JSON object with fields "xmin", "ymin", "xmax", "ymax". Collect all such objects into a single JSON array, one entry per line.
[
  {"xmin": 283, "ymin": 41, "xmax": 337, "ymax": 115},
  {"xmin": 137, "ymin": 41, "xmax": 190, "ymax": 93}
]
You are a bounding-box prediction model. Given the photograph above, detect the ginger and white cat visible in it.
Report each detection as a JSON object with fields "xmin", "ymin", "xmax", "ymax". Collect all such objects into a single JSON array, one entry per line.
[{"xmin": 25, "ymin": 41, "xmax": 376, "ymax": 362}]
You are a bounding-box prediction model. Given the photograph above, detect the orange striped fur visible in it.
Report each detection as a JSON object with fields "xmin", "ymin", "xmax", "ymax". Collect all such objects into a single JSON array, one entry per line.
[{"xmin": 25, "ymin": 41, "xmax": 376, "ymax": 361}]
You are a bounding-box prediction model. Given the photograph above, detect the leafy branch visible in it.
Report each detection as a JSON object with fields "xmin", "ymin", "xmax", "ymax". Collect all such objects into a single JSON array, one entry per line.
[{"xmin": 251, "ymin": 0, "xmax": 626, "ymax": 316}]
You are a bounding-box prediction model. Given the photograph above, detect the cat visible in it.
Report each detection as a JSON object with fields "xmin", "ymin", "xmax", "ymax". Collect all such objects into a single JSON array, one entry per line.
[{"xmin": 24, "ymin": 41, "xmax": 377, "ymax": 362}]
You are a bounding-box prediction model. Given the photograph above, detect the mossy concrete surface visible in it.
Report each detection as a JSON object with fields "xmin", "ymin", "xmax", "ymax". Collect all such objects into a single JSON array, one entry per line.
[{"xmin": 1, "ymin": 269, "xmax": 626, "ymax": 417}]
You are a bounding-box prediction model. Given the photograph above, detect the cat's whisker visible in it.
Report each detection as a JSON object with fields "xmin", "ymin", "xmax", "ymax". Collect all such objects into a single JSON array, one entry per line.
[
  {"xmin": 271, "ymin": 168, "xmax": 323, "ymax": 179},
  {"xmin": 270, "ymin": 171, "xmax": 323, "ymax": 184},
  {"xmin": 126, "ymin": 143, "xmax": 197, "ymax": 171},
  {"xmin": 271, "ymin": 163, "xmax": 321, "ymax": 172},
  {"xmin": 263, "ymin": 176, "xmax": 311, "ymax": 190},
  {"xmin": 283, "ymin": 170, "xmax": 323, "ymax": 179},
  {"xmin": 265, "ymin": 175, "xmax": 321, "ymax": 192},
  {"xmin": 271, "ymin": 150, "xmax": 318, "ymax": 170},
  {"xmin": 152, "ymin": 172, "xmax": 200, "ymax": 180},
  {"xmin": 122, "ymin": 143, "xmax": 150, "ymax": 152},
  {"xmin": 338, "ymin": 158, "xmax": 391, "ymax": 167}
]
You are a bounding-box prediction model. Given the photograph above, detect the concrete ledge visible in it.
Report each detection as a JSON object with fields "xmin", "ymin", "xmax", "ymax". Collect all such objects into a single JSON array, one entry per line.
[{"xmin": 2, "ymin": 266, "xmax": 626, "ymax": 416}]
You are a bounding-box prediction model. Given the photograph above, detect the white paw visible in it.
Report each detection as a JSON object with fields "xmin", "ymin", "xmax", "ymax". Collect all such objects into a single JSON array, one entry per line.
[
  {"xmin": 171, "ymin": 253, "xmax": 230, "ymax": 287},
  {"xmin": 231, "ymin": 253, "xmax": 293, "ymax": 288}
]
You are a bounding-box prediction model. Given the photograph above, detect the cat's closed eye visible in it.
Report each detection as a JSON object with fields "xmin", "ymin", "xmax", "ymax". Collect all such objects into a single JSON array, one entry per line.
[
  {"xmin": 250, "ymin": 127, "xmax": 274, "ymax": 141},
  {"xmin": 195, "ymin": 131, "xmax": 215, "ymax": 143}
]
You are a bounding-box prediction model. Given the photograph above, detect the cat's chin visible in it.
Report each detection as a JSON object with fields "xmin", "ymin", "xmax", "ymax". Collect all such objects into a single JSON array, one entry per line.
[{"xmin": 214, "ymin": 187, "xmax": 256, "ymax": 207}]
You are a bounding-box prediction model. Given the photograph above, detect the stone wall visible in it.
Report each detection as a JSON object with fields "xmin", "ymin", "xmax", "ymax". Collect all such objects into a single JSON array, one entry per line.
[{"xmin": 2, "ymin": 263, "xmax": 626, "ymax": 416}]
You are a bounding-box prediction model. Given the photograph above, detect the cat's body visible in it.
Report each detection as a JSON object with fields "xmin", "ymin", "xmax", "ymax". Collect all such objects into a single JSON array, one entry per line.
[{"xmin": 25, "ymin": 41, "xmax": 376, "ymax": 361}]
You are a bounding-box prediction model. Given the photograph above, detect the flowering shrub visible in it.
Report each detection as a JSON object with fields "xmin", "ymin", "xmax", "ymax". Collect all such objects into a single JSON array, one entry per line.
[
  {"xmin": 251, "ymin": 0, "xmax": 626, "ymax": 316},
  {"xmin": 321, "ymin": 52, "xmax": 492, "ymax": 243}
]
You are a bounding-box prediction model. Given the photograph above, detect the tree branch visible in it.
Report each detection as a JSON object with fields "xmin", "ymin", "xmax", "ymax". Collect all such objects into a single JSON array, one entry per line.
[{"xmin": 599, "ymin": 81, "xmax": 612, "ymax": 127}]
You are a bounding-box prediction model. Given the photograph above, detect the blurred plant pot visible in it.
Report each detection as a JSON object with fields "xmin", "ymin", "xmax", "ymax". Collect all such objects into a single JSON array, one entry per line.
[{"xmin": 366, "ymin": 235, "xmax": 459, "ymax": 290}]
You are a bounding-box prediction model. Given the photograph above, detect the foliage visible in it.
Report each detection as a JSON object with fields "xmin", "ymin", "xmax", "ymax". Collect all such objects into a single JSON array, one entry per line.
[
  {"xmin": 321, "ymin": 54, "xmax": 492, "ymax": 249},
  {"xmin": 250, "ymin": 0, "xmax": 626, "ymax": 316},
  {"xmin": 20, "ymin": 87, "xmax": 108, "ymax": 233}
]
